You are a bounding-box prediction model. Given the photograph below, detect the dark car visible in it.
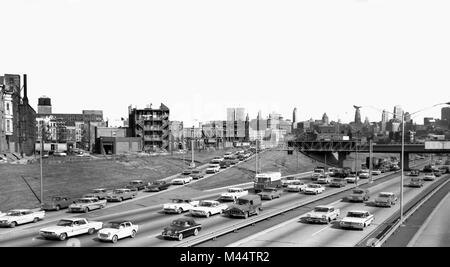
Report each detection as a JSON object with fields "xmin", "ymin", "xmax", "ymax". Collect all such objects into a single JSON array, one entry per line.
[
  {"xmin": 145, "ymin": 180, "xmax": 171, "ymax": 192},
  {"xmin": 219, "ymin": 161, "xmax": 231, "ymax": 169},
  {"xmin": 257, "ymin": 188, "xmax": 281, "ymax": 200},
  {"xmin": 347, "ymin": 188, "xmax": 370, "ymax": 202},
  {"xmin": 191, "ymin": 173, "xmax": 204, "ymax": 180},
  {"xmin": 374, "ymin": 192, "xmax": 398, "ymax": 207},
  {"xmin": 182, "ymin": 169, "xmax": 193, "ymax": 175},
  {"xmin": 42, "ymin": 196, "xmax": 72, "ymax": 211},
  {"xmin": 408, "ymin": 169, "xmax": 420, "ymax": 176},
  {"xmin": 228, "ymin": 158, "xmax": 240, "ymax": 165},
  {"xmin": 434, "ymin": 171, "xmax": 442, "ymax": 177},
  {"xmin": 409, "ymin": 177, "xmax": 425, "ymax": 187},
  {"xmin": 329, "ymin": 178, "xmax": 347, "ymax": 188},
  {"xmin": 224, "ymin": 195, "xmax": 262, "ymax": 219},
  {"xmin": 126, "ymin": 180, "xmax": 147, "ymax": 191},
  {"xmin": 161, "ymin": 218, "xmax": 202, "ymax": 241}
]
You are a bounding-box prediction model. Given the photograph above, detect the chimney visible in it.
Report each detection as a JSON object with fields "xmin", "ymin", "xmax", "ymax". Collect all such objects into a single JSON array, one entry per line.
[{"xmin": 23, "ymin": 74, "xmax": 28, "ymax": 103}]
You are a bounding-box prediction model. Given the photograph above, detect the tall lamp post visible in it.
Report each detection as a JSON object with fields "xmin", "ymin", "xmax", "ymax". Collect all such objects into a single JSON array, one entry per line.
[
  {"xmin": 359, "ymin": 102, "xmax": 450, "ymax": 225},
  {"xmin": 37, "ymin": 117, "xmax": 51, "ymax": 205}
]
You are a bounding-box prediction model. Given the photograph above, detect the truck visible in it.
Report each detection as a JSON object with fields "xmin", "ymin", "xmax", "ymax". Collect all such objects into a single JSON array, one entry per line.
[
  {"xmin": 253, "ymin": 172, "xmax": 282, "ymax": 193},
  {"xmin": 39, "ymin": 218, "xmax": 103, "ymax": 241},
  {"xmin": 224, "ymin": 195, "xmax": 262, "ymax": 219}
]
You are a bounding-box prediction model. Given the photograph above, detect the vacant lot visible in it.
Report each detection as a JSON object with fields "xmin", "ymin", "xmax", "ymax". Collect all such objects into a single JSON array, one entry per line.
[
  {"xmin": 0, "ymin": 149, "xmax": 236, "ymax": 211},
  {"xmin": 187, "ymin": 149, "xmax": 318, "ymax": 191}
]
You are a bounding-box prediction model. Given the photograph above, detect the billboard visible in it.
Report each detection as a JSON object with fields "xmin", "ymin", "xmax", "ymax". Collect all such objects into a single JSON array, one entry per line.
[
  {"xmin": 3, "ymin": 74, "xmax": 20, "ymax": 93},
  {"xmin": 424, "ymin": 141, "xmax": 450, "ymax": 150}
]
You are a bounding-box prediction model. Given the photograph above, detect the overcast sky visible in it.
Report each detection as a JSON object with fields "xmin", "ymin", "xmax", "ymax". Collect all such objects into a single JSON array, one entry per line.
[{"xmin": 1, "ymin": 0, "xmax": 449, "ymax": 126}]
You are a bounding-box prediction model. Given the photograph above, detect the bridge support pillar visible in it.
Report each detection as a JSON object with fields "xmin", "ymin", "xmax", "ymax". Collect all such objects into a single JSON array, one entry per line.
[
  {"xmin": 400, "ymin": 152, "xmax": 410, "ymax": 171},
  {"xmin": 338, "ymin": 152, "xmax": 349, "ymax": 168}
]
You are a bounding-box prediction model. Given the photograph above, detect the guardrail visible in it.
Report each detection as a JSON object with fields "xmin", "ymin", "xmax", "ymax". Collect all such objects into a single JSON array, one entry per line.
[{"xmin": 360, "ymin": 175, "xmax": 450, "ymax": 247}]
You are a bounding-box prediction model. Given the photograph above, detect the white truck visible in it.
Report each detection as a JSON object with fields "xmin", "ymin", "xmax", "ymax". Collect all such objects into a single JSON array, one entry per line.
[
  {"xmin": 254, "ymin": 172, "xmax": 282, "ymax": 193},
  {"xmin": 0, "ymin": 209, "xmax": 45, "ymax": 228},
  {"xmin": 219, "ymin": 188, "xmax": 249, "ymax": 202},
  {"xmin": 40, "ymin": 218, "xmax": 103, "ymax": 241}
]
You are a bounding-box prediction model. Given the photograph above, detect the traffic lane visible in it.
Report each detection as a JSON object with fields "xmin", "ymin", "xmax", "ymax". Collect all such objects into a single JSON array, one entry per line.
[
  {"xmin": 409, "ymin": 192, "xmax": 450, "ymax": 247},
  {"xmin": 233, "ymin": 175, "xmax": 442, "ymax": 247}
]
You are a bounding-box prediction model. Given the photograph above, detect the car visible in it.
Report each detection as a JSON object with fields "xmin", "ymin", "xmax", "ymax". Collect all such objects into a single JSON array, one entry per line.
[
  {"xmin": 423, "ymin": 174, "xmax": 436, "ymax": 181},
  {"xmin": 311, "ymin": 172, "xmax": 324, "ymax": 181},
  {"xmin": 372, "ymin": 170, "xmax": 382, "ymax": 175},
  {"xmin": 39, "ymin": 218, "xmax": 103, "ymax": 241},
  {"xmin": 285, "ymin": 181, "xmax": 307, "ymax": 192},
  {"xmin": 258, "ymin": 188, "xmax": 281, "ymax": 200},
  {"xmin": 210, "ymin": 157, "xmax": 224, "ymax": 164},
  {"xmin": 126, "ymin": 180, "xmax": 147, "ymax": 191},
  {"xmin": 84, "ymin": 188, "xmax": 110, "ymax": 200},
  {"xmin": 340, "ymin": 210, "xmax": 375, "ymax": 230},
  {"xmin": 206, "ymin": 164, "xmax": 220, "ymax": 174},
  {"xmin": 408, "ymin": 170, "xmax": 420, "ymax": 176},
  {"xmin": 374, "ymin": 192, "xmax": 398, "ymax": 207},
  {"xmin": 145, "ymin": 180, "xmax": 171, "ymax": 192},
  {"xmin": 106, "ymin": 188, "xmax": 137, "ymax": 202},
  {"xmin": 162, "ymin": 218, "xmax": 202, "ymax": 241},
  {"xmin": 171, "ymin": 176, "xmax": 193, "ymax": 185},
  {"xmin": 53, "ymin": 151, "xmax": 67, "ymax": 157},
  {"xmin": 281, "ymin": 176, "xmax": 299, "ymax": 187},
  {"xmin": 317, "ymin": 176, "xmax": 332, "ymax": 184},
  {"xmin": 409, "ymin": 177, "xmax": 425, "ymax": 187},
  {"xmin": 0, "ymin": 209, "xmax": 45, "ymax": 228},
  {"xmin": 191, "ymin": 173, "xmax": 204, "ymax": 180},
  {"xmin": 68, "ymin": 197, "xmax": 107, "ymax": 213},
  {"xmin": 219, "ymin": 161, "xmax": 231, "ymax": 169},
  {"xmin": 190, "ymin": 200, "xmax": 228, "ymax": 217},
  {"xmin": 359, "ymin": 172, "xmax": 370, "ymax": 179},
  {"xmin": 329, "ymin": 178, "xmax": 348, "ymax": 188},
  {"xmin": 163, "ymin": 198, "xmax": 199, "ymax": 214},
  {"xmin": 224, "ymin": 195, "xmax": 262, "ymax": 219},
  {"xmin": 42, "ymin": 196, "xmax": 72, "ymax": 211},
  {"xmin": 182, "ymin": 169, "xmax": 193, "ymax": 175},
  {"xmin": 433, "ymin": 171, "xmax": 442, "ymax": 177},
  {"xmin": 347, "ymin": 188, "xmax": 370, "ymax": 202},
  {"xmin": 229, "ymin": 158, "xmax": 240, "ymax": 165},
  {"xmin": 345, "ymin": 176, "xmax": 359, "ymax": 184},
  {"xmin": 390, "ymin": 165, "xmax": 400, "ymax": 171},
  {"xmin": 303, "ymin": 184, "xmax": 325, "ymax": 195},
  {"xmin": 98, "ymin": 221, "xmax": 138, "ymax": 243},
  {"xmin": 219, "ymin": 188, "xmax": 249, "ymax": 202},
  {"xmin": 304, "ymin": 205, "xmax": 340, "ymax": 224}
]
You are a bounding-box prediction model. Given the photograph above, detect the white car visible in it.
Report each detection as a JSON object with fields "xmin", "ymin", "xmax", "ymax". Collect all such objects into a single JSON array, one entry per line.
[
  {"xmin": 206, "ymin": 164, "xmax": 221, "ymax": 173},
  {"xmin": 190, "ymin": 200, "xmax": 228, "ymax": 217},
  {"xmin": 219, "ymin": 188, "xmax": 249, "ymax": 202},
  {"xmin": 0, "ymin": 209, "xmax": 45, "ymax": 228},
  {"xmin": 424, "ymin": 174, "xmax": 436, "ymax": 181},
  {"xmin": 210, "ymin": 157, "xmax": 224, "ymax": 163},
  {"xmin": 372, "ymin": 170, "xmax": 382, "ymax": 175},
  {"xmin": 98, "ymin": 221, "xmax": 138, "ymax": 243},
  {"xmin": 286, "ymin": 181, "xmax": 307, "ymax": 192},
  {"xmin": 303, "ymin": 184, "xmax": 326, "ymax": 195},
  {"xmin": 340, "ymin": 210, "xmax": 375, "ymax": 230},
  {"xmin": 359, "ymin": 172, "xmax": 370, "ymax": 179},
  {"xmin": 171, "ymin": 176, "xmax": 193, "ymax": 185},
  {"xmin": 163, "ymin": 199, "xmax": 199, "ymax": 214},
  {"xmin": 317, "ymin": 176, "xmax": 332, "ymax": 184},
  {"xmin": 304, "ymin": 206, "xmax": 340, "ymax": 224},
  {"xmin": 39, "ymin": 218, "xmax": 103, "ymax": 241},
  {"xmin": 345, "ymin": 176, "xmax": 359, "ymax": 183},
  {"xmin": 281, "ymin": 176, "xmax": 300, "ymax": 187}
]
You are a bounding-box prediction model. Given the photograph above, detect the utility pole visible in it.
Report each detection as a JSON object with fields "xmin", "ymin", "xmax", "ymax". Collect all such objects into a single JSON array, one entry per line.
[
  {"xmin": 369, "ymin": 139, "xmax": 373, "ymax": 183},
  {"xmin": 400, "ymin": 112, "xmax": 405, "ymax": 225},
  {"xmin": 191, "ymin": 125, "xmax": 195, "ymax": 168},
  {"xmin": 255, "ymin": 138, "xmax": 259, "ymax": 174}
]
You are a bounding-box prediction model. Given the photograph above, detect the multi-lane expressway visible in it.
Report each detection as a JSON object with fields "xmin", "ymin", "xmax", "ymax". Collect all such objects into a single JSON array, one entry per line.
[{"xmin": 0, "ymin": 158, "xmax": 442, "ymax": 247}]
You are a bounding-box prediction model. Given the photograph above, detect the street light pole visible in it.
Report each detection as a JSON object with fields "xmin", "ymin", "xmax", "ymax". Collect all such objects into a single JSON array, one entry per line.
[
  {"xmin": 400, "ymin": 112, "xmax": 405, "ymax": 224},
  {"xmin": 369, "ymin": 139, "xmax": 373, "ymax": 183}
]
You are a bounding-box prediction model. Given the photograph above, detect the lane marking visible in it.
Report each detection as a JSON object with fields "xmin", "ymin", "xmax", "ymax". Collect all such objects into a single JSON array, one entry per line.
[{"xmin": 311, "ymin": 225, "xmax": 330, "ymax": 236}]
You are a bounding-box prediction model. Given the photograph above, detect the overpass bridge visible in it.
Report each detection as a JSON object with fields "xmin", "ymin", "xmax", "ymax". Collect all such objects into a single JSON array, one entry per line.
[{"xmin": 287, "ymin": 140, "xmax": 450, "ymax": 170}]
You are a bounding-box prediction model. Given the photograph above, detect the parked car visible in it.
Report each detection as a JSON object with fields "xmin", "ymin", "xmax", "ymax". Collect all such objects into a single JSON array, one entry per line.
[
  {"xmin": 39, "ymin": 218, "xmax": 103, "ymax": 241},
  {"xmin": 304, "ymin": 205, "xmax": 340, "ymax": 224},
  {"xmin": 145, "ymin": 180, "xmax": 171, "ymax": 192},
  {"xmin": 347, "ymin": 188, "xmax": 370, "ymax": 202},
  {"xmin": 68, "ymin": 197, "xmax": 107, "ymax": 213},
  {"xmin": 340, "ymin": 210, "xmax": 375, "ymax": 230},
  {"xmin": 162, "ymin": 218, "xmax": 202, "ymax": 241},
  {"xmin": 303, "ymin": 184, "xmax": 325, "ymax": 195},
  {"xmin": 53, "ymin": 151, "xmax": 67, "ymax": 157},
  {"xmin": 163, "ymin": 198, "xmax": 199, "ymax": 214},
  {"xmin": 206, "ymin": 164, "xmax": 220, "ymax": 174},
  {"xmin": 42, "ymin": 196, "xmax": 72, "ymax": 211},
  {"xmin": 171, "ymin": 176, "xmax": 193, "ymax": 185},
  {"xmin": 98, "ymin": 220, "xmax": 138, "ymax": 243},
  {"xmin": 329, "ymin": 178, "xmax": 348, "ymax": 188},
  {"xmin": 0, "ymin": 209, "xmax": 45, "ymax": 228},
  {"xmin": 126, "ymin": 180, "xmax": 147, "ymax": 191},
  {"xmin": 84, "ymin": 188, "xmax": 110, "ymax": 200},
  {"xmin": 224, "ymin": 195, "xmax": 262, "ymax": 219},
  {"xmin": 374, "ymin": 192, "xmax": 398, "ymax": 207},
  {"xmin": 409, "ymin": 177, "xmax": 425, "ymax": 187},
  {"xmin": 106, "ymin": 188, "xmax": 137, "ymax": 202},
  {"xmin": 423, "ymin": 174, "xmax": 436, "ymax": 181},
  {"xmin": 190, "ymin": 200, "xmax": 228, "ymax": 217},
  {"xmin": 258, "ymin": 188, "xmax": 281, "ymax": 200},
  {"xmin": 219, "ymin": 188, "xmax": 249, "ymax": 202},
  {"xmin": 285, "ymin": 181, "xmax": 307, "ymax": 192}
]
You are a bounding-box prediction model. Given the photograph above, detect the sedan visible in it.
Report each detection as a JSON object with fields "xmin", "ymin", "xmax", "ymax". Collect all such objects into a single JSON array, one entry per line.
[
  {"xmin": 258, "ymin": 188, "xmax": 281, "ymax": 200},
  {"xmin": 162, "ymin": 218, "xmax": 202, "ymax": 241}
]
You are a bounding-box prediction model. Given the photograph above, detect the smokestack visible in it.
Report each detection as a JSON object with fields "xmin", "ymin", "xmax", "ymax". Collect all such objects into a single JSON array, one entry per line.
[{"xmin": 23, "ymin": 74, "xmax": 28, "ymax": 103}]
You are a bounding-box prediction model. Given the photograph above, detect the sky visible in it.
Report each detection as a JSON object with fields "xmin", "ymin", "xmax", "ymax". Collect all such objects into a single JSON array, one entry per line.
[{"xmin": 1, "ymin": 0, "xmax": 450, "ymax": 127}]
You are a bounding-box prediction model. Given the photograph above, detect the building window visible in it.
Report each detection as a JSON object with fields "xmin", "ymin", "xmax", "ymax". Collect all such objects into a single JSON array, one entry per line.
[
  {"xmin": 6, "ymin": 120, "xmax": 11, "ymax": 132},
  {"xmin": 6, "ymin": 103, "xmax": 10, "ymax": 111}
]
